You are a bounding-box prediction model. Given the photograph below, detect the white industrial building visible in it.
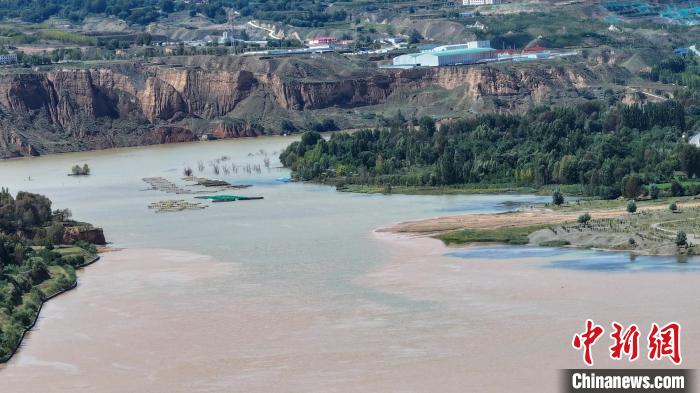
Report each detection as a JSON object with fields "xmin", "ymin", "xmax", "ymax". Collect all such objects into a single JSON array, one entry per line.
[
  {"xmin": 430, "ymin": 41, "xmax": 492, "ymax": 52},
  {"xmin": 392, "ymin": 41, "xmax": 496, "ymax": 67},
  {"xmin": 691, "ymin": 133, "xmax": 700, "ymax": 147},
  {"xmin": 0, "ymin": 53, "xmax": 18, "ymax": 65},
  {"xmin": 463, "ymin": 0, "xmax": 501, "ymax": 5},
  {"xmin": 392, "ymin": 48, "xmax": 496, "ymax": 67}
]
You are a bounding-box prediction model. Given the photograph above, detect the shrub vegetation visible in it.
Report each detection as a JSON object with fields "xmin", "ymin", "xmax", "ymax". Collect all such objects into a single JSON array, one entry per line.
[
  {"xmin": 0, "ymin": 188, "xmax": 98, "ymax": 362},
  {"xmin": 281, "ymin": 100, "xmax": 698, "ymax": 199}
]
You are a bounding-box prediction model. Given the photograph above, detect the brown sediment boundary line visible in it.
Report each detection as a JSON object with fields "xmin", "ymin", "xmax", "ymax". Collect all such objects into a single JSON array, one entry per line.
[{"xmin": 0, "ymin": 254, "xmax": 101, "ymax": 364}]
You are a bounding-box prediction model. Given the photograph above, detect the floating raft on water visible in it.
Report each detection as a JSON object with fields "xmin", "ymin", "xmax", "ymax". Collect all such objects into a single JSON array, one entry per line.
[
  {"xmin": 143, "ymin": 177, "xmax": 197, "ymax": 194},
  {"xmin": 182, "ymin": 176, "xmax": 252, "ymax": 189},
  {"xmin": 143, "ymin": 177, "xmax": 235, "ymax": 194},
  {"xmin": 148, "ymin": 199, "xmax": 208, "ymax": 213},
  {"xmin": 195, "ymin": 195, "xmax": 264, "ymax": 202}
]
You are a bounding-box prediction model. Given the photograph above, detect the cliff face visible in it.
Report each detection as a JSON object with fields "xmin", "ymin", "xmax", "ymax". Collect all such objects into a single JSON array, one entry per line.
[
  {"xmin": 394, "ymin": 65, "xmax": 592, "ymax": 101},
  {"xmin": 62, "ymin": 225, "xmax": 106, "ymax": 245},
  {"xmin": 0, "ymin": 57, "xmax": 604, "ymax": 158},
  {"xmin": 0, "ymin": 73, "xmax": 58, "ymax": 117},
  {"xmin": 264, "ymin": 73, "xmax": 395, "ymax": 110},
  {"xmin": 210, "ymin": 121, "xmax": 264, "ymax": 138},
  {"xmin": 148, "ymin": 126, "xmax": 197, "ymax": 144},
  {"xmin": 0, "ymin": 128, "xmax": 37, "ymax": 157}
]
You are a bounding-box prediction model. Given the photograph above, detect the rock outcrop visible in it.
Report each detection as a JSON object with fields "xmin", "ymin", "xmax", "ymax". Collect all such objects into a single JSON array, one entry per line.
[
  {"xmin": 264, "ymin": 73, "xmax": 395, "ymax": 110},
  {"xmin": 62, "ymin": 225, "xmax": 107, "ymax": 245},
  {"xmin": 395, "ymin": 65, "xmax": 592, "ymax": 101},
  {"xmin": 210, "ymin": 120, "xmax": 264, "ymax": 138},
  {"xmin": 148, "ymin": 126, "xmax": 197, "ymax": 144}
]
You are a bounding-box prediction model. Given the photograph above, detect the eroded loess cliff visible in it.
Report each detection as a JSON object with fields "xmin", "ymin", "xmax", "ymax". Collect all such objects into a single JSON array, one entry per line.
[{"xmin": 0, "ymin": 55, "xmax": 610, "ymax": 158}]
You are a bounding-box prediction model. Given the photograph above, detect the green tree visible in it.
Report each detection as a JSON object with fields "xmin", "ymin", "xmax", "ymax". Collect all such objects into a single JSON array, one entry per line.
[
  {"xmin": 436, "ymin": 151, "xmax": 457, "ymax": 184},
  {"xmin": 300, "ymin": 131, "xmax": 321, "ymax": 146},
  {"xmin": 29, "ymin": 259, "xmax": 50, "ymax": 285},
  {"xmin": 627, "ymin": 200, "xmax": 637, "ymax": 213},
  {"xmin": 13, "ymin": 243, "xmax": 25, "ymax": 265},
  {"xmin": 671, "ymin": 180, "xmax": 685, "ymax": 197},
  {"xmin": 161, "ymin": 0, "xmax": 175, "ymax": 13},
  {"xmin": 552, "ymin": 189, "xmax": 564, "ymax": 206},
  {"xmin": 621, "ymin": 174, "xmax": 643, "ymax": 199},
  {"xmin": 0, "ymin": 188, "xmax": 16, "ymax": 232},
  {"xmin": 14, "ymin": 192, "xmax": 52, "ymax": 227},
  {"xmin": 577, "ymin": 213, "xmax": 591, "ymax": 224},
  {"xmin": 418, "ymin": 116, "xmax": 436, "ymax": 137},
  {"xmin": 46, "ymin": 222, "xmax": 65, "ymax": 244},
  {"xmin": 407, "ymin": 29, "xmax": 422, "ymax": 44},
  {"xmin": 136, "ymin": 33, "xmax": 152, "ymax": 46},
  {"xmin": 557, "ymin": 155, "xmax": 578, "ymax": 184},
  {"xmin": 53, "ymin": 209, "xmax": 72, "ymax": 222},
  {"xmin": 669, "ymin": 202, "xmax": 678, "ymax": 211},
  {"xmin": 675, "ymin": 230, "xmax": 688, "ymax": 247},
  {"xmin": 279, "ymin": 100, "xmax": 698, "ymax": 198},
  {"xmin": 649, "ymin": 184, "xmax": 660, "ymax": 199},
  {"xmin": 71, "ymin": 164, "xmax": 90, "ymax": 175},
  {"xmin": 281, "ymin": 120, "xmax": 297, "ymax": 133},
  {"xmin": 677, "ymin": 144, "xmax": 700, "ymax": 178}
]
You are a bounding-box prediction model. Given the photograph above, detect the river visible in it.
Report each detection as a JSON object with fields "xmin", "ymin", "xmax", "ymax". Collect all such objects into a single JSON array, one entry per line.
[{"xmin": 0, "ymin": 136, "xmax": 698, "ymax": 392}]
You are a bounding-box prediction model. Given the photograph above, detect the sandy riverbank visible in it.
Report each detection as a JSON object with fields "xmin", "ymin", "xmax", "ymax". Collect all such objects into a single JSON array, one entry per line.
[
  {"xmin": 382, "ymin": 200, "xmax": 700, "ymax": 256},
  {"xmin": 384, "ymin": 200, "xmax": 700, "ymax": 234}
]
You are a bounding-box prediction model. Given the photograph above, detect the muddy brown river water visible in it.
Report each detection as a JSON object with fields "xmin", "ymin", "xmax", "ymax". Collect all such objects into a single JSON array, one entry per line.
[{"xmin": 0, "ymin": 137, "xmax": 697, "ymax": 392}]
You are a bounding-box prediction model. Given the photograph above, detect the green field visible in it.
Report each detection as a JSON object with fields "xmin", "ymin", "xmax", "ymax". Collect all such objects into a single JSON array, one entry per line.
[{"xmin": 436, "ymin": 224, "xmax": 550, "ymax": 245}]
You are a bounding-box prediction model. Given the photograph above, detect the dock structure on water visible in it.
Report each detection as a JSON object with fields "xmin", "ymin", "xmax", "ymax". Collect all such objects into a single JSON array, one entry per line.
[
  {"xmin": 148, "ymin": 200, "xmax": 208, "ymax": 213},
  {"xmin": 143, "ymin": 177, "xmax": 263, "ymax": 211},
  {"xmin": 143, "ymin": 177, "xmax": 251, "ymax": 194},
  {"xmin": 143, "ymin": 177, "xmax": 200, "ymax": 194},
  {"xmin": 182, "ymin": 176, "xmax": 252, "ymax": 189}
]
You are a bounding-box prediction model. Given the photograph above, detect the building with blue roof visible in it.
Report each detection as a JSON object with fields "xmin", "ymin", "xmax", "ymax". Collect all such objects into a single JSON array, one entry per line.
[
  {"xmin": 674, "ymin": 47, "xmax": 690, "ymax": 57},
  {"xmin": 392, "ymin": 41, "xmax": 496, "ymax": 67}
]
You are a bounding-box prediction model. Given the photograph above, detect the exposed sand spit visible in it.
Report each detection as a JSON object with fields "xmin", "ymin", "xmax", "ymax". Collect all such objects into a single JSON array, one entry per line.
[{"xmin": 384, "ymin": 200, "xmax": 700, "ymax": 234}]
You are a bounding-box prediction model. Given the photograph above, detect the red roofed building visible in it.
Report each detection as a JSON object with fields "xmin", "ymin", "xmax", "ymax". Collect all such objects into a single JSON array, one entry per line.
[
  {"xmin": 308, "ymin": 36, "xmax": 338, "ymax": 45},
  {"xmin": 523, "ymin": 45, "xmax": 546, "ymax": 52}
]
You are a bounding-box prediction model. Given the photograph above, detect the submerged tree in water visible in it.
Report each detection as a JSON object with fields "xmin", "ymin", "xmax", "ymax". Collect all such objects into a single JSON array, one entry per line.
[{"xmin": 70, "ymin": 164, "xmax": 90, "ymax": 176}]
